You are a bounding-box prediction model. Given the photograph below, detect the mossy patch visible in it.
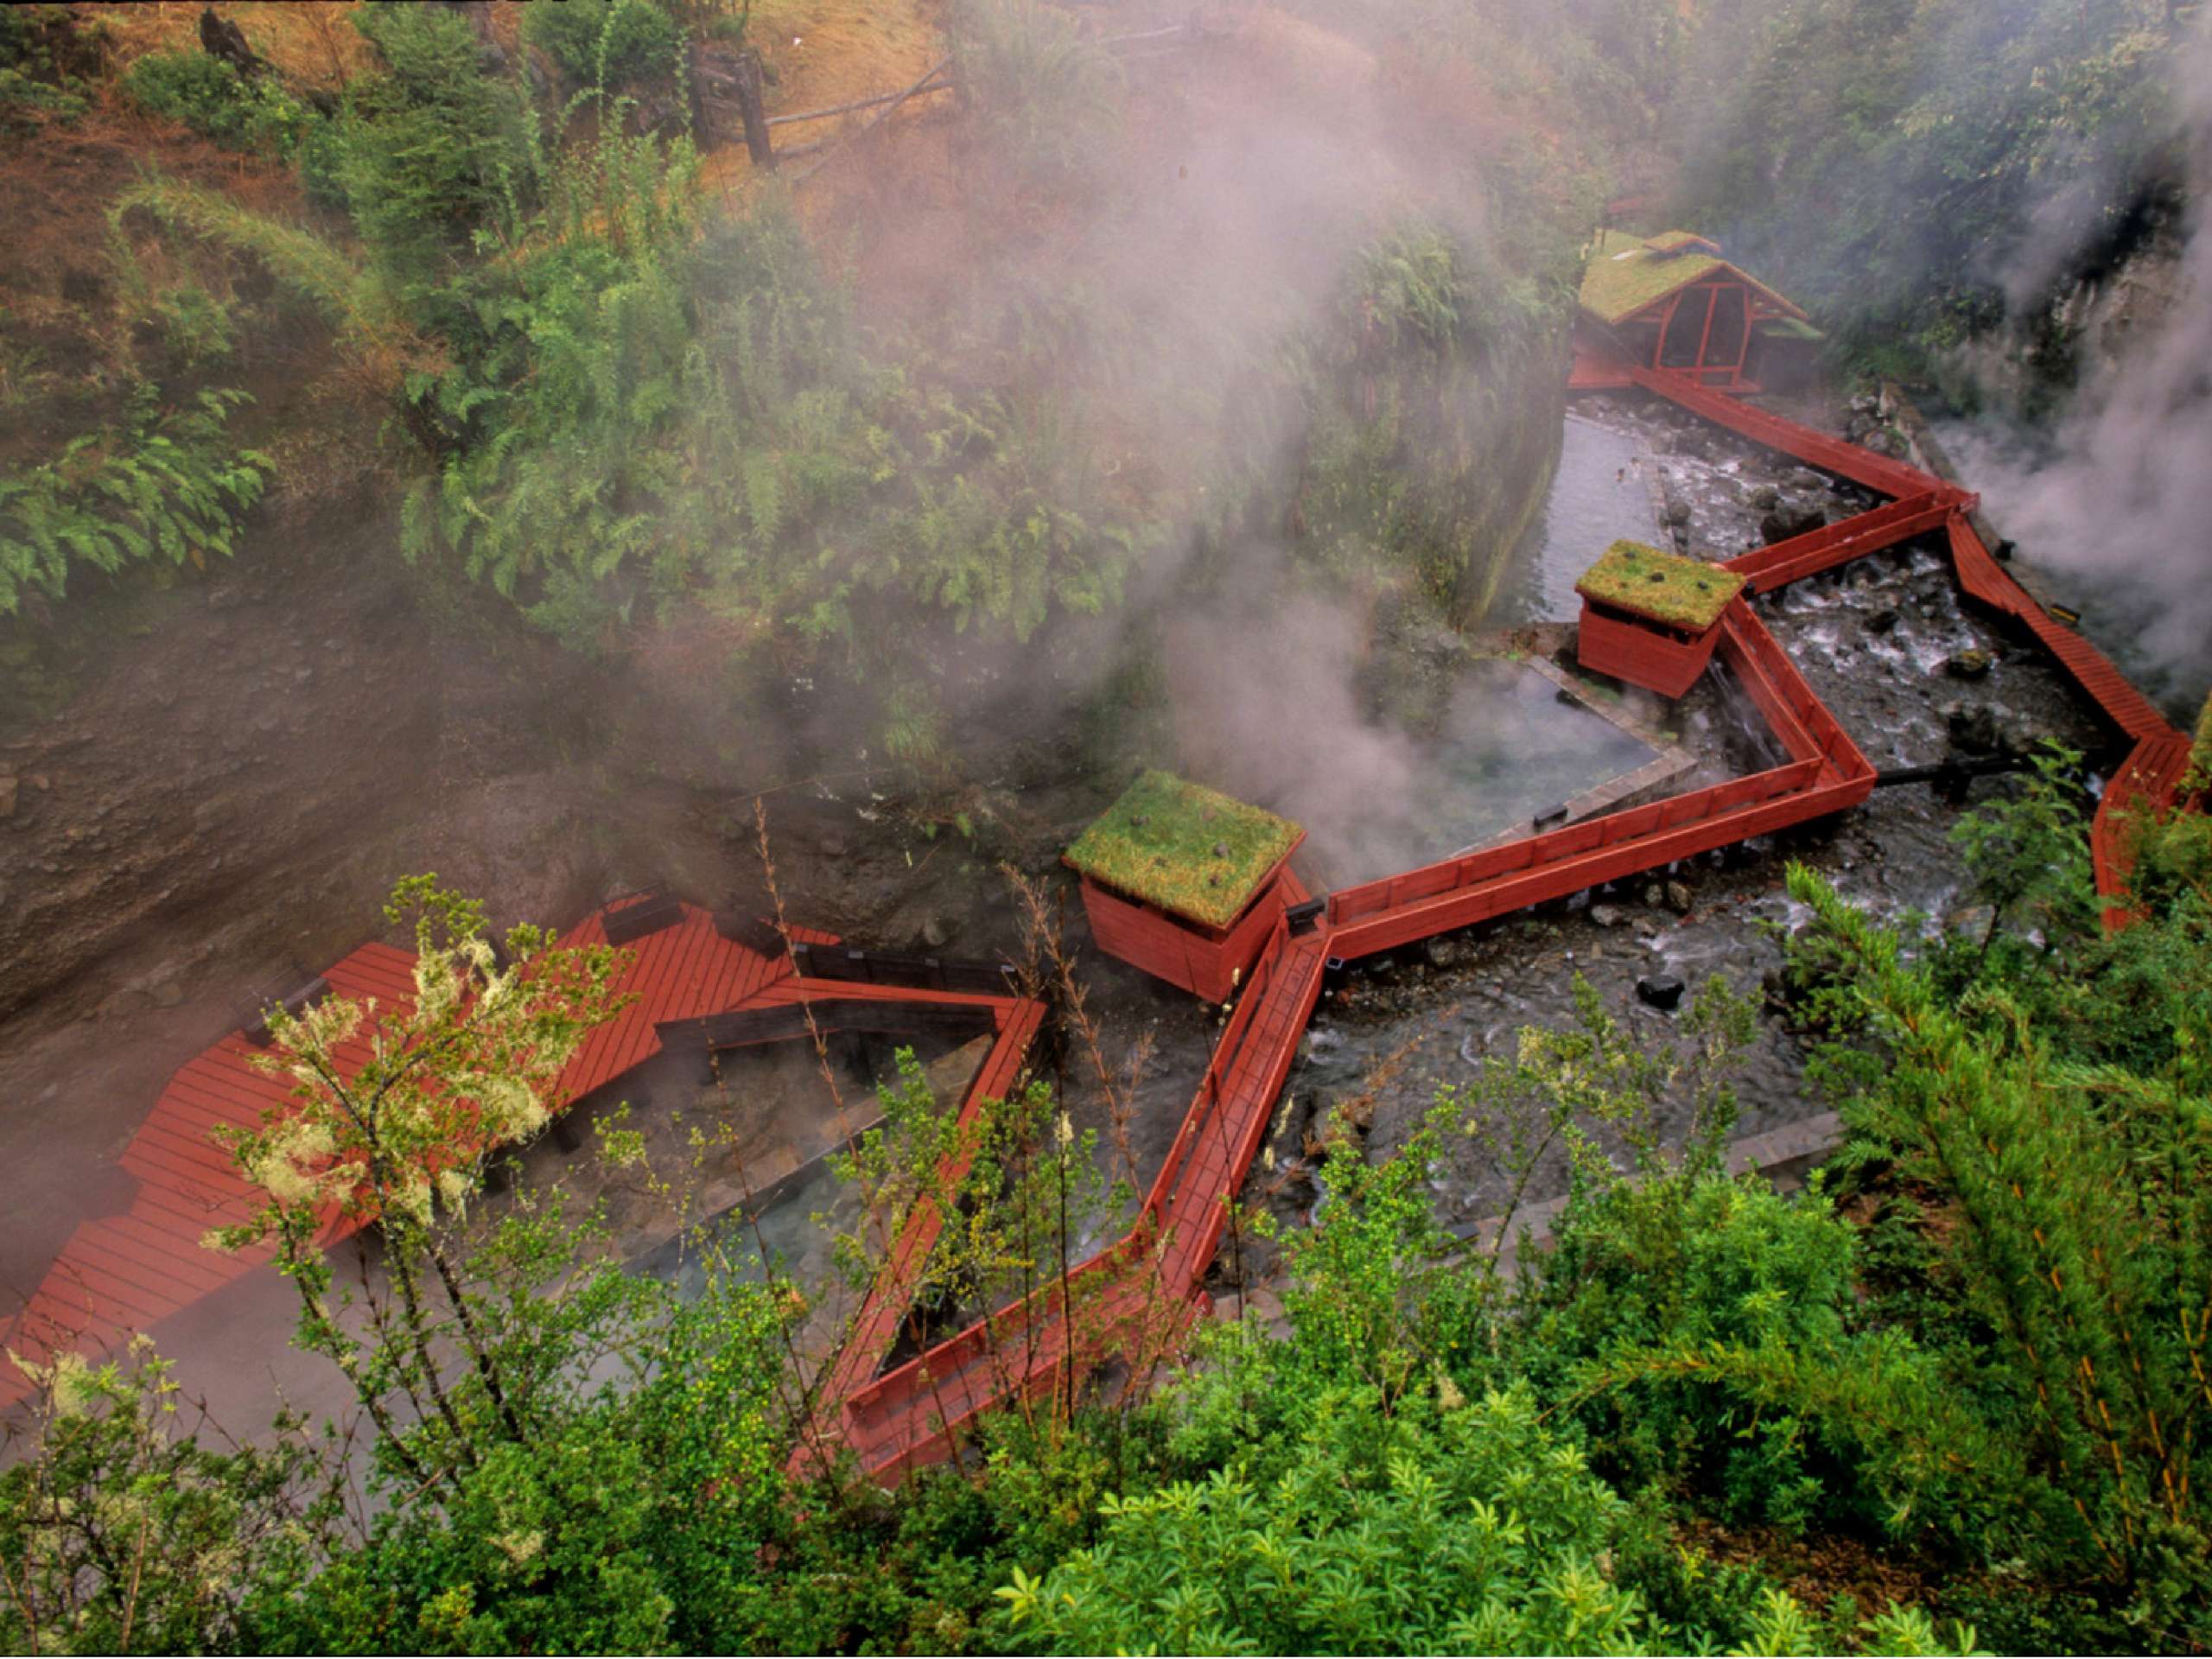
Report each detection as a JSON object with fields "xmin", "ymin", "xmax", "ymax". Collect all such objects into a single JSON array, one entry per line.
[
  {"xmin": 1065, "ymin": 770, "xmax": 1300, "ymax": 929},
  {"xmin": 1578, "ymin": 229, "xmax": 1808, "ymax": 327},
  {"xmin": 1575, "ymin": 540, "xmax": 1744, "ymax": 632}
]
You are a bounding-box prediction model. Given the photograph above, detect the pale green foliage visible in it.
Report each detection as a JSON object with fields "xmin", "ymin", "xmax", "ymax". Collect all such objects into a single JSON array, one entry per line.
[
  {"xmin": 211, "ymin": 876, "xmax": 628, "ymax": 1494},
  {"xmin": 0, "ymin": 385, "xmax": 269, "ymax": 613},
  {"xmin": 1001, "ymin": 1386, "xmax": 1652, "ymax": 1655},
  {"xmin": 108, "ymin": 175, "xmax": 424, "ymax": 388}
]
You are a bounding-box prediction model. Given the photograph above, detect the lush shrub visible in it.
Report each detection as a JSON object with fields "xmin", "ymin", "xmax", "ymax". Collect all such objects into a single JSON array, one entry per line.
[
  {"xmin": 951, "ymin": 0, "xmax": 1124, "ymax": 183},
  {"xmin": 0, "ymin": 64, "xmax": 86, "ymax": 128},
  {"xmin": 122, "ymin": 48, "xmax": 315, "ymax": 156},
  {"xmin": 522, "ymin": 0, "xmax": 683, "ymax": 90},
  {"xmin": 0, "ymin": 385, "xmax": 271, "ymax": 613},
  {"xmin": 339, "ymin": 3, "xmax": 532, "ymax": 281}
]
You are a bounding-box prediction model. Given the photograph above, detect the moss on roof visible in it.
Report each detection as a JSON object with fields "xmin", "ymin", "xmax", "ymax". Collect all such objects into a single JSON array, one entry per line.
[
  {"xmin": 2195, "ymin": 691, "xmax": 2212, "ymax": 772},
  {"xmin": 1576, "ymin": 540, "xmax": 1745, "ymax": 632},
  {"xmin": 1579, "ymin": 229, "xmax": 1808, "ymax": 328},
  {"xmin": 1065, "ymin": 771, "xmax": 1301, "ymax": 929}
]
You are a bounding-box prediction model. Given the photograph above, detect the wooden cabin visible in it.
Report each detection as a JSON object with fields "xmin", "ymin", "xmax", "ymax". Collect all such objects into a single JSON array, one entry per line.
[
  {"xmin": 1573, "ymin": 231, "xmax": 1821, "ymax": 392},
  {"xmin": 1574, "ymin": 540, "xmax": 1746, "ymax": 698},
  {"xmin": 1064, "ymin": 772, "xmax": 1304, "ymax": 1004}
]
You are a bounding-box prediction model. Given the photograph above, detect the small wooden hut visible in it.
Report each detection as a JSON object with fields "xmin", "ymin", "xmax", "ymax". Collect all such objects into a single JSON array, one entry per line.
[
  {"xmin": 1574, "ymin": 540, "xmax": 1745, "ymax": 697},
  {"xmin": 1064, "ymin": 772, "xmax": 1304, "ymax": 1003},
  {"xmin": 1574, "ymin": 231, "xmax": 1820, "ymax": 391}
]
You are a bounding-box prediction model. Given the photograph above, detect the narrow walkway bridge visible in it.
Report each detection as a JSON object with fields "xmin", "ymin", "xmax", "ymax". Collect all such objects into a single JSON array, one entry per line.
[{"xmin": 798, "ymin": 364, "xmax": 2195, "ymax": 1485}]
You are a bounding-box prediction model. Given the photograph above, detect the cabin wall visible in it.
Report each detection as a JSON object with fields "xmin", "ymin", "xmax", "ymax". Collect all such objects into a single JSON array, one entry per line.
[
  {"xmin": 1078, "ymin": 875, "xmax": 1289, "ymax": 1002},
  {"xmin": 1576, "ymin": 601, "xmax": 1726, "ymax": 697}
]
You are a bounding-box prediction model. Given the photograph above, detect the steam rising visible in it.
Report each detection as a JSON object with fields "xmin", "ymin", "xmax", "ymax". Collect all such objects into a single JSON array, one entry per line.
[{"xmin": 1959, "ymin": 26, "xmax": 2212, "ymax": 711}]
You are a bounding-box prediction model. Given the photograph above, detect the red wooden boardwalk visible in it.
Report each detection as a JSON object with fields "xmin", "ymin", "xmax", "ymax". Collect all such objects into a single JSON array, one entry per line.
[
  {"xmin": 6, "ymin": 357, "xmax": 2189, "ymax": 1478},
  {"xmin": 800, "ymin": 361, "xmax": 2194, "ymax": 1487},
  {"xmin": 1, "ymin": 900, "xmax": 839, "ymax": 1410}
]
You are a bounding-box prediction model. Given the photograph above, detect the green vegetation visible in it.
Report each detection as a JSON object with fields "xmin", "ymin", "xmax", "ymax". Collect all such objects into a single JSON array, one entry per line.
[
  {"xmin": 0, "ymin": 385, "xmax": 270, "ymax": 614},
  {"xmin": 1575, "ymin": 538, "xmax": 1743, "ymax": 630},
  {"xmin": 122, "ymin": 49, "xmax": 315, "ymax": 156},
  {"xmin": 1655, "ymin": 0, "xmax": 2193, "ymax": 394},
  {"xmin": 1064, "ymin": 769, "xmax": 1301, "ymax": 927},
  {"xmin": 4, "ymin": 772, "xmax": 2202, "ymax": 1654},
  {"xmin": 521, "ymin": 0, "xmax": 686, "ymax": 91}
]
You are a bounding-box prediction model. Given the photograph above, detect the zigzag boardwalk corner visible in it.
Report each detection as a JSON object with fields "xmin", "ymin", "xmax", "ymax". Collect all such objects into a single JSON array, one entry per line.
[
  {"xmin": 798, "ymin": 364, "xmax": 2193, "ymax": 1487},
  {"xmin": 0, "ymin": 899, "xmax": 1043, "ymax": 1413}
]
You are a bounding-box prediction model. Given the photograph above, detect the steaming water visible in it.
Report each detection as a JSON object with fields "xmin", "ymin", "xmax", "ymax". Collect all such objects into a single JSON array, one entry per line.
[
  {"xmin": 1336, "ymin": 659, "xmax": 1657, "ymax": 886},
  {"xmin": 1504, "ymin": 413, "xmax": 1667, "ymax": 623}
]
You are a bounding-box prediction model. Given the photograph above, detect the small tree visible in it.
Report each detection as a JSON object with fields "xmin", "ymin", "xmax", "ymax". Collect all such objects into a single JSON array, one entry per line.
[{"xmin": 209, "ymin": 875, "xmax": 626, "ymax": 1491}]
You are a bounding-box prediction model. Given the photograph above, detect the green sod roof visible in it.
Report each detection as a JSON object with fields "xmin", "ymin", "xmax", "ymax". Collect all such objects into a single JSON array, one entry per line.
[
  {"xmin": 2195, "ymin": 691, "xmax": 2212, "ymax": 772},
  {"xmin": 1576, "ymin": 539, "xmax": 1745, "ymax": 632},
  {"xmin": 1579, "ymin": 229, "xmax": 1808, "ymax": 327},
  {"xmin": 1755, "ymin": 315, "xmax": 1825, "ymax": 341},
  {"xmin": 1065, "ymin": 770, "xmax": 1301, "ymax": 929}
]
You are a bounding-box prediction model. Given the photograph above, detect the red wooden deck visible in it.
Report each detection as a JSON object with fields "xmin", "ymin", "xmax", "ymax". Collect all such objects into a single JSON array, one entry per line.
[
  {"xmin": 798, "ymin": 360, "xmax": 2192, "ymax": 1488},
  {"xmin": 1, "ymin": 901, "xmax": 834, "ymax": 1410}
]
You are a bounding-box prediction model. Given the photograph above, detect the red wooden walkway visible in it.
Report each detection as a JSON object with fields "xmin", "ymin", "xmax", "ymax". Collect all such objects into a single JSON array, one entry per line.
[
  {"xmin": 0, "ymin": 899, "xmax": 1049, "ymax": 1413},
  {"xmin": 799, "ymin": 362, "xmax": 2193, "ymax": 1487},
  {"xmin": 6, "ymin": 360, "xmax": 2188, "ymax": 1475}
]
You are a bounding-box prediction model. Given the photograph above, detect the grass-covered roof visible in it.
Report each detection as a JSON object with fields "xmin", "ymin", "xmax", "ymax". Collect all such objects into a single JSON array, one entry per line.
[
  {"xmin": 1579, "ymin": 230, "xmax": 1808, "ymax": 327},
  {"xmin": 1576, "ymin": 539, "xmax": 1745, "ymax": 632},
  {"xmin": 1065, "ymin": 771, "xmax": 1301, "ymax": 929},
  {"xmin": 2195, "ymin": 691, "xmax": 2212, "ymax": 773}
]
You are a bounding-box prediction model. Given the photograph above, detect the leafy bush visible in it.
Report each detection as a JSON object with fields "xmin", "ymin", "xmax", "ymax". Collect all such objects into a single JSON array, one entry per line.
[
  {"xmin": 0, "ymin": 1343, "xmax": 330, "ymax": 1656},
  {"xmin": 521, "ymin": 0, "xmax": 683, "ymax": 90},
  {"xmin": 341, "ymin": 3, "xmax": 532, "ymax": 281},
  {"xmin": 0, "ymin": 385, "xmax": 270, "ymax": 613},
  {"xmin": 0, "ymin": 63, "xmax": 85, "ymax": 128},
  {"xmin": 122, "ymin": 48, "xmax": 315, "ymax": 156}
]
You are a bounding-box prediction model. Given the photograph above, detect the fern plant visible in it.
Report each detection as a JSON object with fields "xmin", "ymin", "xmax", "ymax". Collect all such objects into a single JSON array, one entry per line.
[{"xmin": 0, "ymin": 387, "xmax": 271, "ymax": 613}]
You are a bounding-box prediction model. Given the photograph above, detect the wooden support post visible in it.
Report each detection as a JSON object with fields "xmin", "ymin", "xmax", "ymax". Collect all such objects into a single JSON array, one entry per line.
[{"xmin": 733, "ymin": 48, "xmax": 774, "ymax": 169}]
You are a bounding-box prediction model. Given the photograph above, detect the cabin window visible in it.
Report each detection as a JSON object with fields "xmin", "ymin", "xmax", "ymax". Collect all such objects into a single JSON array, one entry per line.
[
  {"xmin": 1705, "ymin": 284, "xmax": 1747, "ymax": 371},
  {"xmin": 1660, "ymin": 289, "xmax": 1712, "ymax": 367}
]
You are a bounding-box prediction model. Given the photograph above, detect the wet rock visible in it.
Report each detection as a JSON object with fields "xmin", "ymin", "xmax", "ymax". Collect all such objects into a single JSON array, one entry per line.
[
  {"xmin": 1589, "ymin": 903, "xmax": 1626, "ymax": 929},
  {"xmin": 1946, "ymin": 648, "xmax": 1993, "ymax": 680},
  {"xmin": 1760, "ymin": 502, "xmax": 1827, "ymax": 544},
  {"xmin": 1421, "ymin": 934, "xmax": 1463, "ymax": 970},
  {"xmin": 920, "ymin": 914, "xmax": 957, "ymax": 950},
  {"xmin": 1662, "ymin": 493, "xmax": 1693, "ymax": 528},
  {"xmin": 1748, "ymin": 483, "xmax": 1780, "ymax": 511},
  {"xmin": 1636, "ymin": 973, "xmax": 1686, "ymax": 1011},
  {"xmin": 1864, "ymin": 607, "xmax": 1900, "ymax": 635},
  {"xmin": 1211, "ymin": 841, "xmax": 1230, "ymax": 857},
  {"xmin": 1946, "ymin": 703, "xmax": 2001, "ymax": 755},
  {"xmin": 1664, "ymin": 880, "xmax": 1694, "ymax": 914}
]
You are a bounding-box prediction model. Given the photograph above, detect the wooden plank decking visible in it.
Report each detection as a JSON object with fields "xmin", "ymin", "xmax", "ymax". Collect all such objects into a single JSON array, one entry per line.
[{"xmin": 1, "ymin": 900, "xmax": 831, "ymax": 1410}]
